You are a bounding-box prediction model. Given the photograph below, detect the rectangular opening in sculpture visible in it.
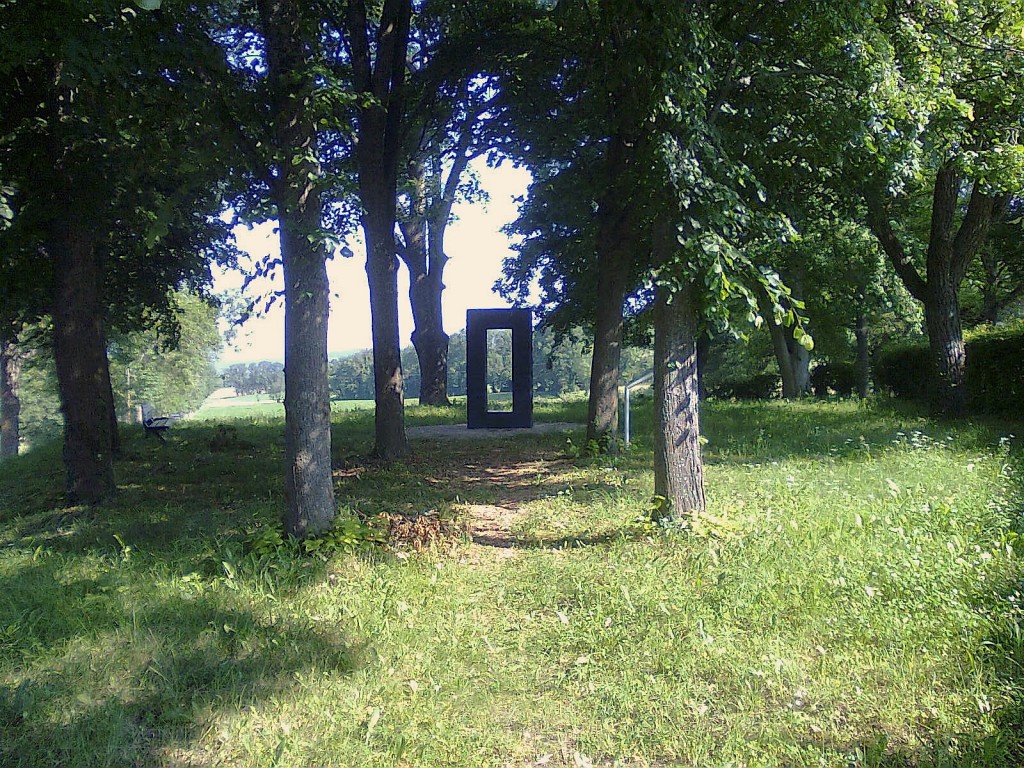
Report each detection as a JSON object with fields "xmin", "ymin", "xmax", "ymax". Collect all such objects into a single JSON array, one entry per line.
[{"xmin": 486, "ymin": 328, "xmax": 514, "ymax": 412}]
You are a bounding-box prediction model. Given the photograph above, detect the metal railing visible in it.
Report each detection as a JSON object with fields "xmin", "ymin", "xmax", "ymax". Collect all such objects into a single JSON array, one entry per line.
[{"xmin": 623, "ymin": 369, "xmax": 654, "ymax": 449}]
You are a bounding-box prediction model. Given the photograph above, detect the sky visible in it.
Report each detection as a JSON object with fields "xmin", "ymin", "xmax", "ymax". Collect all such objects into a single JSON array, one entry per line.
[{"xmin": 215, "ymin": 161, "xmax": 532, "ymax": 365}]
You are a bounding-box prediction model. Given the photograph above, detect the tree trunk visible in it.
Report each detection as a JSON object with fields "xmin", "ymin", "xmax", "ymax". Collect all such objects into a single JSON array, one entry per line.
[
  {"xmin": 652, "ymin": 211, "xmax": 705, "ymax": 520},
  {"xmin": 586, "ymin": 130, "xmax": 634, "ymax": 449},
  {"xmin": 346, "ymin": 0, "xmax": 412, "ymax": 461},
  {"xmin": 979, "ymin": 249, "xmax": 1002, "ymax": 325},
  {"xmin": 259, "ymin": 0, "xmax": 336, "ymax": 537},
  {"xmin": 400, "ymin": 164, "xmax": 451, "ymax": 407},
  {"xmin": 50, "ymin": 219, "xmax": 116, "ymax": 504},
  {"xmin": 1, "ymin": 329, "xmax": 21, "ymax": 460},
  {"xmin": 924, "ymin": 273, "xmax": 967, "ymax": 417},
  {"xmin": 653, "ymin": 278, "xmax": 706, "ymax": 520},
  {"xmin": 756, "ymin": 283, "xmax": 799, "ymax": 399},
  {"xmin": 854, "ymin": 304, "xmax": 870, "ymax": 399},
  {"xmin": 786, "ymin": 332, "xmax": 811, "ymax": 394},
  {"xmin": 867, "ymin": 171, "xmax": 1006, "ymax": 417},
  {"xmin": 365, "ymin": 205, "xmax": 409, "ymax": 459}
]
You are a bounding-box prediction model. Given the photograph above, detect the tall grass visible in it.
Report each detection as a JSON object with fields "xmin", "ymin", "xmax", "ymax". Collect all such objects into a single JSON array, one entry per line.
[{"xmin": 0, "ymin": 399, "xmax": 1021, "ymax": 767}]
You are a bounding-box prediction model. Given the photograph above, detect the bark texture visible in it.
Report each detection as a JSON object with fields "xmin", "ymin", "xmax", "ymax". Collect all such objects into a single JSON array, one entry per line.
[
  {"xmin": 50, "ymin": 218, "xmax": 116, "ymax": 504},
  {"xmin": 259, "ymin": 0, "xmax": 336, "ymax": 537},
  {"xmin": 398, "ymin": 158, "xmax": 459, "ymax": 408},
  {"xmin": 653, "ymin": 279, "xmax": 706, "ymax": 520},
  {"xmin": 651, "ymin": 213, "xmax": 705, "ymax": 520},
  {"xmin": 585, "ymin": 128, "xmax": 635, "ymax": 449},
  {"xmin": 1, "ymin": 330, "xmax": 21, "ymax": 459},
  {"xmin": 347, "ymin": 0, "xmax": 412, "ymax": 460},
  {"xmin": 755, "ymin": 282, "xmax": 809, "ymax": 399},
  {"xmin": 868, "ymin": 167, "xmax": 1007, "ymax": 416}
]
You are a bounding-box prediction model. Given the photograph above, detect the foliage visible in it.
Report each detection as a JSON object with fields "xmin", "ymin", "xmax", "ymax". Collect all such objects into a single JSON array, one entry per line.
[
  {"xmin": 14, "ymin": 293, "xmax": 221, "ymax": 444},
  {"xmin": 0, "ymin": 0, "xmax": 243, "ymax": 333},
  {"xmin": 0, "ymin": 400, "xmax": 1021, "ymax": 766},
  {"xmin": 331, "ymin": 327, "xmax": 653, "ymax": 401},
  {"xmin": 221, "ymin": 361, "xmax": 285, "ymax": 398},
  {"xmin": 246, "ymin": 513, "xmax": 388, "ymax": 559},
  {"xmin": 876, "ymin": 322, "xmax": 1024, "ymax": 414},
  {"xmin": 810, "ymin": 361, "xmax": 859, "ymax": 398},
  {"xmin": 108, "ymin": 292, "xmax": 223, "ymax": 417}
]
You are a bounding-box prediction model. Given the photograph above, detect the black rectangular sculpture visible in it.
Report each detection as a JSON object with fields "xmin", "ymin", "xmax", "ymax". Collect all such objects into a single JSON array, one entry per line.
[{"xmin": 466, "ymin": 308, "xmax": 533, "ymax": 429}]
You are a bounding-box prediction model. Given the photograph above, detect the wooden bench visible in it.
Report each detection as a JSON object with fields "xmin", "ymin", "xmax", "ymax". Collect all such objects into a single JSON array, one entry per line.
[
  {"xmin": 143, "ymin": 416, "xmax": 174, "ymax": 443},
  {"xmin": 141, "ymin": 406, "xmax": 181, "ymax": 444}
]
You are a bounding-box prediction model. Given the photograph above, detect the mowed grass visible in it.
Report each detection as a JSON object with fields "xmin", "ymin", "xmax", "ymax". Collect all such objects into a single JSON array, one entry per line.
[{"xmin": 0, "ymin": 398, "xmax": 1022, "ymax": 767}]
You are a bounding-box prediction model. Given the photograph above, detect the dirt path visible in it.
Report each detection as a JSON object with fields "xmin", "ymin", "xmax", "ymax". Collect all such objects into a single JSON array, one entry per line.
[{"xmin": 421, "ymin": 447, "xmax": 580, "ymax": 554}]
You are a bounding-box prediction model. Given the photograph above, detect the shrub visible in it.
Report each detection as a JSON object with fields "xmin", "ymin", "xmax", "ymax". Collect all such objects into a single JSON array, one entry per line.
[
  {"xmin": 709, "ymin": 372, "xmax": 780, "ymax": 400},
  {"xmin": 965, "ymin": 322, "xmax": 1024, "ymax": 415},
  {"xmin": 811, "ymin": 361, "xmax": 858, "ymax": 397},
  {"xmin": 873, "ymin": 343, "xmax": 933, "ymax": 403},
  {"xmin": 875, "ymin": 322, "xmax": 1024, "ymax": 414}
]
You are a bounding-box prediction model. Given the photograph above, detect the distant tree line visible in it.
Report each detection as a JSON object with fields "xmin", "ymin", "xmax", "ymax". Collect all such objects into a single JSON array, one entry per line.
[
  {"xmin": 221, "ymin": 361, "xmax": 285, "ymax": 399},
  {"xmin": 328, "ymin": 327, "xmax": 653, "ymax": 402}
]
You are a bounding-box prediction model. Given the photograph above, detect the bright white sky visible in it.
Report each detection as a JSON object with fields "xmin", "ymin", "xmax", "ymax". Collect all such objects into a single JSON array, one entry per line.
[{"xmin": 215, "ymin": 161, "xmax": 532, "ymax": 365}]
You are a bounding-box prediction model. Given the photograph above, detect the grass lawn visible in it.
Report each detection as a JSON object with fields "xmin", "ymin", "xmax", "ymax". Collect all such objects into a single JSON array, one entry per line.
[{"xmin": 1, "ymin": 398, "xmax": 1022, "ymax": 767}]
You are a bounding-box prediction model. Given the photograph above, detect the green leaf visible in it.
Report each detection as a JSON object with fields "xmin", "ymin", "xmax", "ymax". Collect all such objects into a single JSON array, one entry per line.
[{"xmin": 135, "ymin": 0, "xmax": 162, "ymax": 9}]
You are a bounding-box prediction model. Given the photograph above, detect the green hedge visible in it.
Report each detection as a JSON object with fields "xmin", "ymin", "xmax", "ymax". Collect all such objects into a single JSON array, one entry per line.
[{"xmin": 874, "ymin": 323, "xmax": 1024, "ymax": 415}]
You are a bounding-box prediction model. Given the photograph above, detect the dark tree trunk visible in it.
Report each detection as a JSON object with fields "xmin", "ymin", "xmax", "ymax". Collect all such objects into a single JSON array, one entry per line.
[
  {"xmin": 347, "ymin": 0, "xmax": 412, "ymax": 461},
  {"xmin": 411, "ymin": 306, "xmax": 450, "ymax": 408},
  {"xmin": 868, "ymin": 169, "xmax": 1006, "ymax": 417},
  {"xmin": 50, "ymin": 219, "xmax": 116, "ymax": 504},
  {"xmin": 855, "ymin": 304, "xmax": 870, "ymax": 399},
  {"xmin": 767, "ymin": 317, "xmax": 797, "ymax": 398},
  {"xmin": 1, "ymin": 328, "xmax": 22, "ymax": 460},
  {"xmin": 586, "ymin": 130, "xmax": 634, "ymax": 449},
  {"xmin": 653, "ymin": 278, "xmax": 706, "ymax": 520},
  {"xmin": 366, "ymin": 206, "xmax": 409, "ymax": 459},
  {"xmin": 651, "ymin": 212, "xmax": 705, "ymax": 520},
  {"xmin": 785, "ymin": 332, "xmax": 811, "ymax": 394},
  {"xmin": 399, "ymin": 162, "xmax": 452, "ymax": 407},
  {"xmin": 756, "ymin": 283, "xmax": 800, "ymax": 399},
  {"xmin": 259, "ymin": 0, "xmax": 336, "ymax": 537},
  {"xmin": 924, "ymin": 273, "xmax": 967, "ymax": 417}
]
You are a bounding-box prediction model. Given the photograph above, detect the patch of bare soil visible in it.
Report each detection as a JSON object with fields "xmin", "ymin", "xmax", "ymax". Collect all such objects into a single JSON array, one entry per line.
[{"xmin": 349, "ymin": 436, "xmax": 583, "ymax": 556}]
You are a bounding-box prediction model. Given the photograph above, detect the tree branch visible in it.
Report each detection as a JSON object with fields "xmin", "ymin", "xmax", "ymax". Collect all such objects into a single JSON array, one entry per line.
[
  {"xmin": 345, "ymin": 0, "xmax": 371, "ymax": 93},
  {"xmin": 866, "ymin": 200, "xmax": 928, "ymax": 301},
  {"xmin": 952, "ymin": 182, "xmax": 1009, "ymax": 284}
]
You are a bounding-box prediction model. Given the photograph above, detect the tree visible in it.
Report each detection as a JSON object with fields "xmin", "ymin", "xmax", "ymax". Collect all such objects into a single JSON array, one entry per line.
[
  {"xmin": 108, "ymin": 292, "xmax": 223, "ymax": 418},
  {"xmin": 651, "ymin": 214, "xmax": 705, "ymax": 518},
  {"xmin": 0, "ymin": 0, "xmax": 243, "ymax": 502},
  {"xmin": 256, "ymin": 0, "xmax": 336, "ymax": 536},
  {"xmin": 343, "ymin": 0, "xmax": 414, "ymax": 461},
  {"xmin": 495, "ymin": 0, "xmax": 670, "ymax": 452},
  {"xmin": 0, "ymin": 321, "xmax": 21, "ymax": 459},
  {"xmin": 964, "ymin": 199, "xmax": 1024, "ymax": 324},
  {"xmin": 788, "ymin": 0, "xmax": 1024, "ymax": 415}
]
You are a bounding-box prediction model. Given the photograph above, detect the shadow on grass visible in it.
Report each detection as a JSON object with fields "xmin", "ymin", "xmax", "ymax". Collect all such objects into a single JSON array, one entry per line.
[
  {"xmin": 0, "ymin": 558, "xmax": 356, "ymax": 767},
  {"xmin": 620, "ymin": 398, "xmax": 1023, "ymax": 466}
]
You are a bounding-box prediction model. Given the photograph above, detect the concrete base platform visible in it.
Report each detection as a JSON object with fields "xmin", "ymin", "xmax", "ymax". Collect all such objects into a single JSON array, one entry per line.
[{"xmin": 406, "ymin": 422, "xmax": 582, "ymax": 440}]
